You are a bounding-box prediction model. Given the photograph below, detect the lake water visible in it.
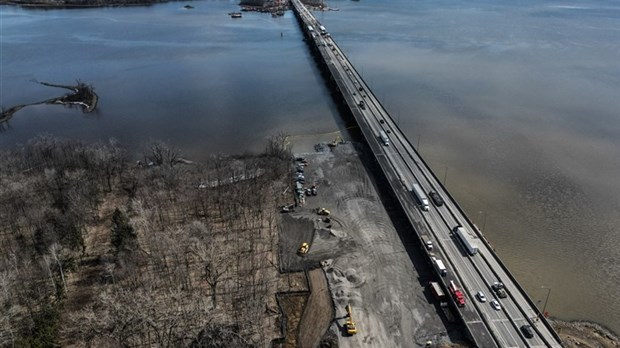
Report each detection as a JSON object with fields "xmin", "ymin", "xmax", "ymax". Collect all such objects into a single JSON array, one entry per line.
[{"xmin": 2, "ymin": 0, "xmax": 620, "ymax": 334}]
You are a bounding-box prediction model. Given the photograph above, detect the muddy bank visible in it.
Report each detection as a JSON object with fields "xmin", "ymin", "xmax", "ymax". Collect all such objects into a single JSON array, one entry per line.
[{"xmin": 551, "ymin": 319, "xmax": 619, "ymax": 348}]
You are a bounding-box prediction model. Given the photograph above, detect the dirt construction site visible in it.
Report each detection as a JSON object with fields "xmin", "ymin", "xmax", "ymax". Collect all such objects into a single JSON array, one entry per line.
[{"xmin": 278, "ymin": 139, "xmax": 469, "ymax": 347}]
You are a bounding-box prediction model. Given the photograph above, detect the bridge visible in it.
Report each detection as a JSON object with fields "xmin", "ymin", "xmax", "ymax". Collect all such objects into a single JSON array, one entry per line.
[{"xmin": 291, "ymin": 0, "xmax": 564, "ymax": 347}]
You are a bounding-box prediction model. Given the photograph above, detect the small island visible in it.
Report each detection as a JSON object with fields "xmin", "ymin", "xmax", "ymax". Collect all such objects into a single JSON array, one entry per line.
[{"xmin": 1, "ymin": 80, "xmax": 98, "ymax": 127}]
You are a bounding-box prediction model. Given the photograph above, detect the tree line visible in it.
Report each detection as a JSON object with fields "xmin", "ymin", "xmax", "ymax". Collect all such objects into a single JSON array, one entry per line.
[{"xmin": 0, "ymin": 134, "xmax": 291, "ymax": 347}]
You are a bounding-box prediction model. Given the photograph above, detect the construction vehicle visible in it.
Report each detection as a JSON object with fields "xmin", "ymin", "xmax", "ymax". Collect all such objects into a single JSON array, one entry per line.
[
  {"xmin": 329, "ymin": 135, "xmax": 343, "ymax": 147},
  {"xmin": 345, "ymin": 304, "xmax": 357, "ymax": 335},
  {"xmin": 297, "ymin": 242, "xmax": 309, "ymax": 255},
  {"xmin": 317, "ymin": 207, "xmax": 330, "ymax": 215}
]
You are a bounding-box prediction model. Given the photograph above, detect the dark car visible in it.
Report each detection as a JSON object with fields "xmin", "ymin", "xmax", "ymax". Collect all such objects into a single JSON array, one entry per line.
[
  {"xmin": 520, "ymin": 325, "xmax": 534, "ymax": 338},
  {"xmin": 429, "ymin": 191, "xmax": 444, "ymax": 207}
]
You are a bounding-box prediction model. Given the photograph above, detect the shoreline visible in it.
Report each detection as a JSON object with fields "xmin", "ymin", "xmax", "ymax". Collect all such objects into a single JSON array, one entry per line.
[
  {"xmin": 550, "ymin": 318, "xmax": 619, "ymax": 347},
  {"xmin": 0, "ymin": 0, "xmax": 175, "ymax": 9}
]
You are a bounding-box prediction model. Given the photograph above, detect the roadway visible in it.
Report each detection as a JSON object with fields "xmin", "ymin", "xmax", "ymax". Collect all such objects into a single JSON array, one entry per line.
[{"xmin": 291, "ymin": 1, "xmax": 564, "ymax": 347}]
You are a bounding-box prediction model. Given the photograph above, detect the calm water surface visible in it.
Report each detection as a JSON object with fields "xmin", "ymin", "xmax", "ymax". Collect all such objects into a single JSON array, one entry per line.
[{"xmin": 2, "ymin": 0, "xmax": 620, "ymax": 334}]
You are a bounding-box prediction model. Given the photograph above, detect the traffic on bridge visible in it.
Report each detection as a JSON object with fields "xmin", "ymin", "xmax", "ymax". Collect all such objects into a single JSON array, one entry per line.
[{"xmin": 291, "ymin": 0, "xmax": 564, "ymax": 346}]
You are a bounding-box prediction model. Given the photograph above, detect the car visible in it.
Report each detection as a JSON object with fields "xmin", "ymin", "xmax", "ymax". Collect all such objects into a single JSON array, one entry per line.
[
  {"xmin": 476, "ymin": 291, "xmax": 487, "ymax": 302},
  {"xmin": 490, "ymin": 299, "xmax": 501, "ymax": 311},
  {"xmin": 429, "ymin": 191, "xmax": 444, "ymax": 206},
  {"xmin": 520, "ymin": 325, "xmax": 534, "ymax": 338},
  {"xmin": 358, "ymin": 101, "xmax": 366, "ymax": 110},
  {"xmin": 380, "ymin": 119, "xmax": 385, "ymax": 124},
  {"xmin": 496, "ymin": 288, "xmax": 507, "ymax": 298},
  {"xmin": 492, "ymin": 282, "xmax": 508, "ymax": 298}
]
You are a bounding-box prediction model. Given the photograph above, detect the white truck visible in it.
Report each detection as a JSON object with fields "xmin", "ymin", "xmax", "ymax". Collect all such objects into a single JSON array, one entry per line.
[
  {"xmin": 421, "ymin": 235, "xmax": 433, "ymax": 250},
  {"xmin": 453, "ymin": 225, "xmax": 478, "ymax": 256},
  {"xmin": 412, "ymin": 183, "xmax": 430, "ymax": 211},
  {"xmin": 432, "ymin": 257, "xmax": 447, "ymax": 276}
]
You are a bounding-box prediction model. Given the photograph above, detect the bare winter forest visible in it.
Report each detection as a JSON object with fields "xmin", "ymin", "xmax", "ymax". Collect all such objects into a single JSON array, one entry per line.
[{"xmin": 0, "ymin": 135, "xmax": 292, "ymax": 347}]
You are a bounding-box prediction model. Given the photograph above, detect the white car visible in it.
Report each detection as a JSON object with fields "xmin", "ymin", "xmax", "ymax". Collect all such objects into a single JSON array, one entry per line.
[
  {"xmin": 476, "ymin": 291, "xmax": 487, "ymax": 302},
  {"xmin": 491, "ymin": 299, "xmax": 501, "ymax": 311}
]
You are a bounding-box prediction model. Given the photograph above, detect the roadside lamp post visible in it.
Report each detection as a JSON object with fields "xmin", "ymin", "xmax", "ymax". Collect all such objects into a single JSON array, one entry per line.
[
  {"xmin": 540, "ymin": 286, "xmax": 552, "ymax": 317},
  {"xmin": 477, "ymin": 211, "xmax": 487, "ymax": 233}
]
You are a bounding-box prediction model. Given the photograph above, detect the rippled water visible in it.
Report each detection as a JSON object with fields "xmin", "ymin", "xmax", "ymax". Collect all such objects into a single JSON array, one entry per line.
[{"xmin": 2, "ymin": 0, "xmax": 619, "ymax": 334}]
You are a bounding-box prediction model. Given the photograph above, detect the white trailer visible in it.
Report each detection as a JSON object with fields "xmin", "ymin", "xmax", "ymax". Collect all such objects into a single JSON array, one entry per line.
[
  {"xmin": 432, "ymin": 257, "xmax": 447, "ymax": 276},
  {"xmin": 412, "ymin": 183, "xmax": 429, "ymax": 211},
  {"xmin": 453, "ymin": 226, "xmax": 478, "ymax": 256}
]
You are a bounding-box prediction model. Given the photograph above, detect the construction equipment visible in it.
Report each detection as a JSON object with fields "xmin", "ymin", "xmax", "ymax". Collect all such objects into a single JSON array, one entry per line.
[
  {"xmin": 345, "ymin": 304, "xmax": 357, "ymax": 335},
  {"xmin": 297, "ymin": 242, "xmax": 309, "ymax": 255},
  {"xmin": 317, "ymin": 207, "xmax": 330, "ymax": 215},
  {"xmin": 329, "ymin": 135, "xmax": 343, "ymax": 147}
]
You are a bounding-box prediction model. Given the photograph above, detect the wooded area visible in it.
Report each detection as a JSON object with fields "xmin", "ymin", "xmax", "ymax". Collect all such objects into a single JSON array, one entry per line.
[{"xmin": 0, "ymin": 135, "xmax": 291, "ymax": 347}]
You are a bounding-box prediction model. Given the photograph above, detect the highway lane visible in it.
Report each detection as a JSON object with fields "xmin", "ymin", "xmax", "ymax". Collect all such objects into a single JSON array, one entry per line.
[{"xmin": 291, "ymin": 1, "xmax": 562, "ymax": 347}]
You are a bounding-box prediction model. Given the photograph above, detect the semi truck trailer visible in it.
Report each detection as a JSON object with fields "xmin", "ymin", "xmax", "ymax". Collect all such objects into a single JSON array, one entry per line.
[
  {"xmin": 453, "ymin": 225, "xmax": 478, "ymax": 256},
  {"xmin": 412, "ymin": 183, "xmax": 430, "ymax": 211}
]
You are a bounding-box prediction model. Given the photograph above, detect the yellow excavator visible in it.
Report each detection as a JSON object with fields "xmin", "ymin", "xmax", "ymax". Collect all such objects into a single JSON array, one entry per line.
[
  {"xmin": 345, "ymin": 304, "xmax": 357, "ymax": 335},
  {"xmin": 329, "ymin": 135, "xmax": 343, "ymax": 148},
  {"xmin": 297, "ymin": 242, "xmax": 309, "ymax": 255}
]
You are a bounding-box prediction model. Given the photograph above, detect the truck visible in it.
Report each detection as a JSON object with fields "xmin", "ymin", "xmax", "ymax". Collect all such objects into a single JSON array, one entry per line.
[
  {"xmin": 421, "ymin": 234, "xmax": 433, "ymax": 250},
  {"xmin": 379, "ymin": 130, "xmax": 390, "ymax": 146},
  {"xmin": 412, "ymin": 183, "xmax": 430, "ymax": 211},
  {"xmin": 453, "ymin": 226, "xmax": 478, "ymax": 256},
  {"xmin": 432, "ymin": 257, "xmax": 447, "ymax": 276},
  {"xmin": 319, "ymin": 25, "xmax": 327, "ymax": 35},
  {"xmin": 307, "ymin": 25, "xmax": 314, "ymax": 32},
  {"xmin": 449, "ymin": 280, "xmax": 466, "ymax": 307},
  {"xmin": 428, "ymin": 282, "xmax": 448, "ymax": 307}
]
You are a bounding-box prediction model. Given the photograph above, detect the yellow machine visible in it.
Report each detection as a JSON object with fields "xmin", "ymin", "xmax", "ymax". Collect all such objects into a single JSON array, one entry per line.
[
  {"xmin": 345, "ymin": 304, "xmax": 357, "ymax": 335},
  {"xmin": 317, "ymin": 207, "xmax": 330, "ymax": 216},
  {"xmin": 297, "ymin": 242, "xmax": 309, "ymax": 255},
  {"xmin": 329, "ymin": 135, "xmax": 343, "ymax": 147}
]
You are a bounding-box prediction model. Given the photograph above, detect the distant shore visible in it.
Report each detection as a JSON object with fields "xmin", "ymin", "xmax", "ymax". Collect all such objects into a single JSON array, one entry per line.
[{"xmin": 0, "ymin": 0, "xmax": 175, "ymax": 9}]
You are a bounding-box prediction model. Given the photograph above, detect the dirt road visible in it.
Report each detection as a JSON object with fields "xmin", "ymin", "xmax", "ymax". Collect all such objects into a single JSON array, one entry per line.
[{"xmin": 285, "ymin": 142, "xmax": 464, "ymax": 347}]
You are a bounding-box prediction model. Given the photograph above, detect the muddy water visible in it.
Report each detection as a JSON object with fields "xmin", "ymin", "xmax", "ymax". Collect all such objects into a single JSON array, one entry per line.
[
  {"xmin": 318, "ymin": 0, "xmax": 620, "ymax": 333},
  {"xmin": 2, "ymin": 0, "xmax": 620, "ymax": 334}
]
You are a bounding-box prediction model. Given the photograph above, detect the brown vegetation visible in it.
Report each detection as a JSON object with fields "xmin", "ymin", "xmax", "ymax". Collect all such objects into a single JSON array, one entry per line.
[{"xmin": 0, "ymin": 134, "xmax": 293, "ymax": 347}]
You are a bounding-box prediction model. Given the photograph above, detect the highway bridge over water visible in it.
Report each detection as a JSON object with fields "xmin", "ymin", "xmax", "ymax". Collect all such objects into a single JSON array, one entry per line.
[{"xmin": 291, "ymin": 1, "xmax": 564, "ymax": 346}]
